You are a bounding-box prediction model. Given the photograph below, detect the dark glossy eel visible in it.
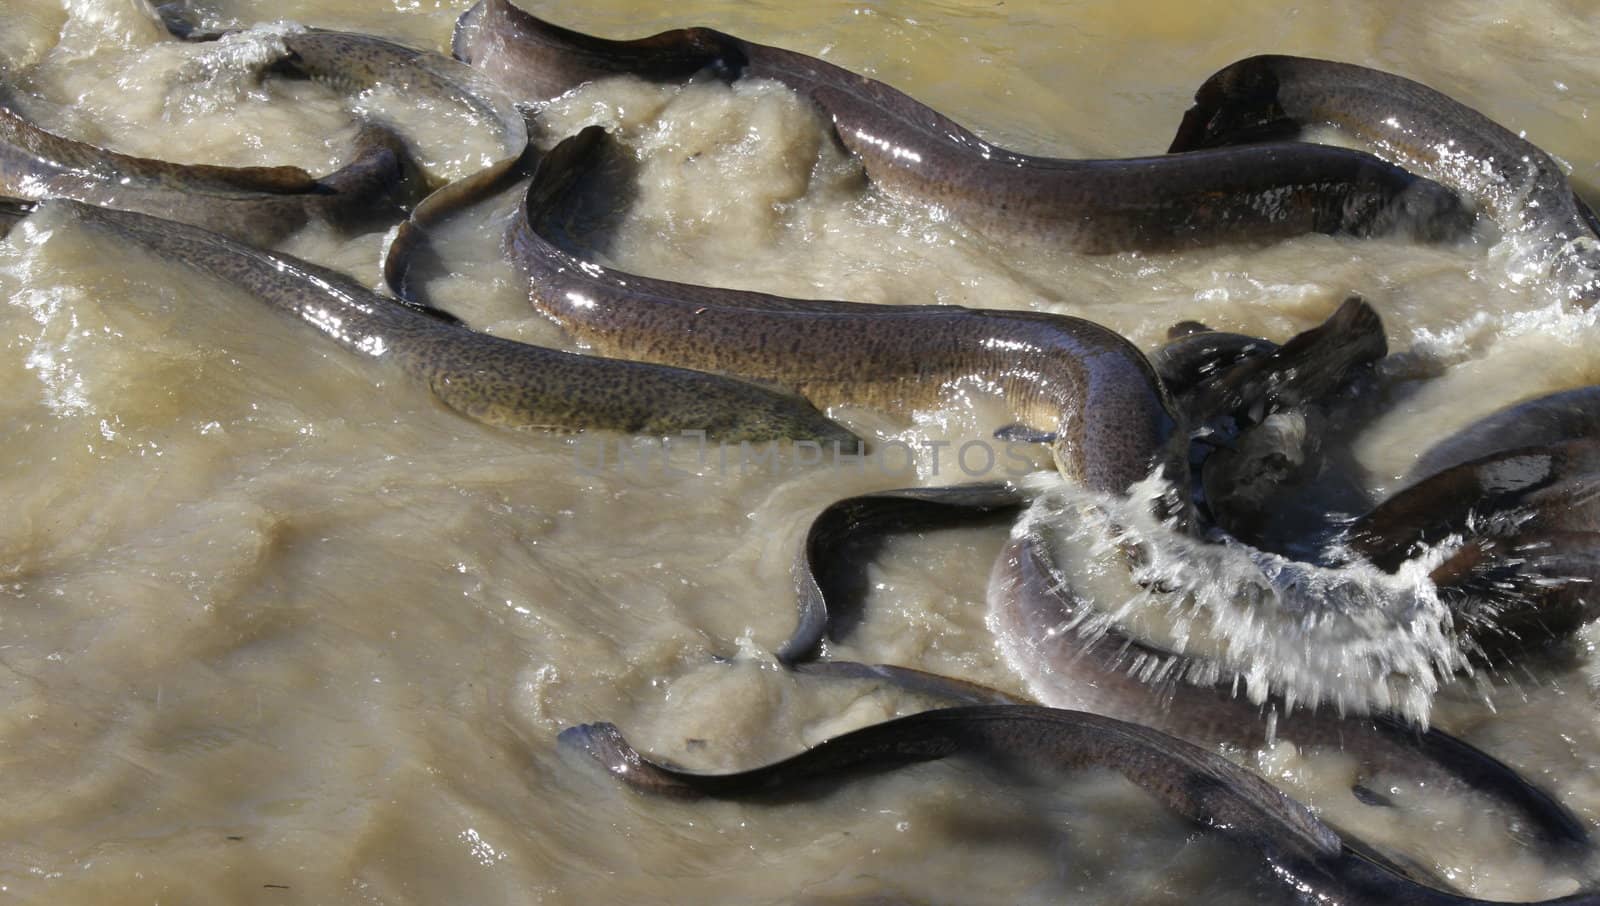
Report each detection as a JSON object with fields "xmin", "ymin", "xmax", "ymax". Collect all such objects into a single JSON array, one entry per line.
[
  {"xmin": 774, "ymin": 481, "xmax": 1591, "ymax": 858},
  {"xmin": 779, "ymin": 481, "xmax": 1031, "ymax": 665},
  {"xmin": 454, "ymin": 0, "xmax": 1474, "ymax": 252},
  {"xmin": 562, "ymin": 705, "xmax": 1600, "ymax": 905},
  {"xmin": 0, "ymin": 86, "xmax": 420, "ymax": 246},
  {"xmin": 1347, "ymin": 388, "xmax": 1600, "ymax": 653},
  {"xmin": 510, "ymin": 126, "xmax": 1185, "ymax": 496},
  {"xmin": 0, "ymin": 196, "xmax": 30, "ymax": 238},
  {"xmin": 1179, "ymin": 295, "xmax": 1387, "ymax": 433},
  {"xmin": 1150, "ymin": 325, "xmax": 1279, "ymax": 403},
  {"xmin": 1168, "ymin": 299, "xmax": 1387, "ymax": 546},
  {"xmin": 1348, "ymin": 438, "xmax": 1600, "ymax": 654},
  {"xmin": 256, "ymin": 28, "xmax": 536, "ymax": 301},
  {"xmin": 9, "ymin": 197, "xmax": 854, "ymax": 444},
  {"xmin": 1170, "ymin": 55, "xmax": 1600, "ymax": 303},
  {"xmin": 1409, "ymin": 386, "xmax": 1600, "ymax": 480},
  {"xmin": 1355, "ymin": 439, "xmax": 1600, "ymax": 567}
]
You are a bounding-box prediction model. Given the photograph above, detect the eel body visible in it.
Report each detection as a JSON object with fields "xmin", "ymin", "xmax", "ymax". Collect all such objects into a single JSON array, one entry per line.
[
  {"xmin": 455, "ymin": 0, "xmax": 1473, "ymax": 252},
  {"xmin": 19, "ymin": 197, "xmax": 855, "ymax": 444}
]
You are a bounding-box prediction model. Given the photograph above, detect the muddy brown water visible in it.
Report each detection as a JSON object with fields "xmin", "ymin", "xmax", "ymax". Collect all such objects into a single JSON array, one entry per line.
[{"xmin": 2, "ymin": 0, "xmax": 1599, "ymax": 902}]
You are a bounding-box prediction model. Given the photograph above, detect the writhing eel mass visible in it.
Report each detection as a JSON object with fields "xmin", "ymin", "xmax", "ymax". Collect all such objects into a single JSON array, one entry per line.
[
  {"xmin": 441, "ymin": 16, "xmax": 1600, "ymax": 895},
  {"xmin": 510, "ymin": 126, "xmax": 1183, "ymax": 495},
  {"xmin": 154, "ymin": 17, "xmax": 537, "ymax": 296},
  {"xmin": 771, "ymin": 480, "xmax": 1590, "ymax": 854},
  {"xmin": 135, "ymin": 4, "xmax": 1600, "ymax": 899},
  {"xmin": 252, "ymin": 27, "xmax": 537, "ymax": 299},
  {"xmin": 454, "ymin": 0, "xmax": 1473, "ymax": 253}
]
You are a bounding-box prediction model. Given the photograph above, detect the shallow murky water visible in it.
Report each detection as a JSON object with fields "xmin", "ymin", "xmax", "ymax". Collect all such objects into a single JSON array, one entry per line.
[{"xmin": 2, "ymin": 0, "xmax": 1599, "ymax": 902}]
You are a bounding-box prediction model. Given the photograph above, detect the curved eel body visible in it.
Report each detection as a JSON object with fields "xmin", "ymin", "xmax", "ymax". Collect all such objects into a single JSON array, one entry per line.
[
  {"xmin": 1351, "ymin": 390, "xmax": 1600, "ymax": 651},
  {"xmin": 511, "ymin": 127, "xmax": 1182, "ymax": 494},
  {"xmin": 1170, "ymin": 55, "xmax": 1600, "ymax": 302},
  {"xmin": 456, "ymin": 0, "xmax": 1473, "ymax": 252},
  {"xmin": 1350, "ymin": 438, "xmax": 1600, "ymax": 653},
  {"xmin": 0, "ymin": 88, "xmax": 420, "ymax": 246},
  {"xmin": 19, "ymin": 197, "xmax": 853, "ymax": 444},
  {"xmin": 1410, "ymin": 386, "xmax": 1600, "ymax": 480},
  {"xmin": 153, "ymin": 18, "xmax": 535, "ymax": 299},
  {"xmin": 562, "ymin": 706, "xmax": 1600, "ymax": 905},
  {"xmin": 256, "ymin": 29, "xmax": 536, "ymax": 299},
  {"xmin": 1358, "ymin": 439, "xmax": 1600, "ymax": 566},
  {"xmin": 780, "ymin": 482, "xmax": 1031, "ymax": 665}
]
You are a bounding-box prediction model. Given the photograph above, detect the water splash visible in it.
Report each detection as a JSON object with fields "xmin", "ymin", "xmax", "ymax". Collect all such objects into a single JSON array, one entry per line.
[
  {"xmin": 158, "ymin": 26, "xmax": 298, "ymax": 119},
  {"xmin": 1004, "ymin": 472, "xmax": 1471, "ymax": 724}
]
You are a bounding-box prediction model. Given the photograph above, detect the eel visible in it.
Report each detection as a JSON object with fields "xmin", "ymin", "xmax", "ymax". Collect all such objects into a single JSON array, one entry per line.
[
  {"xmin": 1409, "ymin": 386, "xmax": 1600, "ymax": 480},
  {"xmin": 454, "ymin": 0, "xmax": 1474, "ymax": 252},
  {"xmin": 151, "ymin": 14, "xmax": 535, "ymax": 301},
  {"xmin": 1173, "ymin": 300, "xmax": 1388, "ymax": 547},
  {"xmin": 779, "ymin": 482, "xmax": 1030, "ymax": 665},
  {"xmin": 1347, "ymin": 438, "xmax": 1600, "ymax": 654},
  {"xmin": 8, "ymin": 197, "xmax": 855, "ymax": 445},
  {"xmin": 1347, "ymin": 389, "xmax": 1600, "ymax": 651},
  {"xmin": 562, "ymin": 705, "xmax": 1600, "ymax": 905},
  {"xmin": 0, "ymin": 86, "xmax": 421, "ymax": 246},
  {"xmin": 774, "ymin": 303, "xmax": 1382, "ymax": 664},
  {"xmin": 255, "ymin": 28, "xmax": 536, "ymax": 301},
  {"xmin": 0, "ymin": 196, "xmax": 31, "ymax": 237},
  {"xmin": 510, "ymin": 126, "xmax": 1185, "ymax": 496},
  {"xmin": 1170, "ymin": 55, "xmax": 1600, "ymax": 303},
  {"xmin": 990, "ymin": 526, "xmax": 1589, "ymax": 852},
  {"xmin": 772, "ymin": 481, "xmax": 1591, "ymax": 856},
  {"xmin": 1354, "ymin": 439, "xmax": 1600, "ymax": 568},
  {"xmin": 1178, "ymin": 295, "xmax": 1387, "ymax": 435}
]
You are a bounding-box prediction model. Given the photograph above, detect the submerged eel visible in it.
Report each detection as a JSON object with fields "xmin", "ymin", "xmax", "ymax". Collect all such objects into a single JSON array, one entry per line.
[
  {"xmin": 455, "ymin": 0, "xmax": 1473, "ymax": 252},
  {"xmin": 511, "ymin": 126, "xmax": 1182, "ymax": 495},
  {"xmin": 0, "ymin": 86, "xmax": 420, "ymax": 247},
  {"xmin": 1170, "ymin": 55, "xmax": 1600, "ymax": 302},
  {"xmin": 563, "ymin": 705, "xmax": 1600, "ymax": 905},
  {"xmin": 7, "ymin": 197, "xmax": 853, "ymax": 444}
]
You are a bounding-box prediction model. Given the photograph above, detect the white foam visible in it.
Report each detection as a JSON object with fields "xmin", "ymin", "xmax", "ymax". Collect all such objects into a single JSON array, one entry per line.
[
  {"xmin": 1003, "ymin": 472, "xmax": 1471, "ymax": 724},
  {"xmin": 158, "ymin": 25, "xmax": 301, "ymax": 119}
]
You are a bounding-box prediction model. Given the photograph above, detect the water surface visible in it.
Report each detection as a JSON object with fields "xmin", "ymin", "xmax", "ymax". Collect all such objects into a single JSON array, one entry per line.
[{"xmin": 2, "ymin": 0, "xmax": 1598, "ymax": 902}]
